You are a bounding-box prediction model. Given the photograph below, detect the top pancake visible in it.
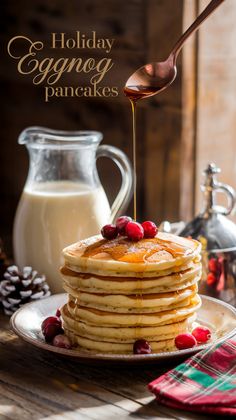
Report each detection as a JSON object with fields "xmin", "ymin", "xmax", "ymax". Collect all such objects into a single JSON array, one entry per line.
[{"xmin": 63, "ymin": 232, "xmax": 201, "ymax": 277}]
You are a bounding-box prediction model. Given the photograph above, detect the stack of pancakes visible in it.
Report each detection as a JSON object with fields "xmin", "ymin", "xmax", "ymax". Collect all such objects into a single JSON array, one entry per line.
[{"xmin": 61, "ymin": 232, "xmax": 202, "ymax": 354}]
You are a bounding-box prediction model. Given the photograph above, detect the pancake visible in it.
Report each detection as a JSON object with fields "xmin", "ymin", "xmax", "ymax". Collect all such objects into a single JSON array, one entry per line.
[
  {"xmin": 61, "ymin": 263, "xmax": 201, "ymax": 294},
  {"xmin": 64, "ymin": 329, "xmax": 177, "ymax": 353},
  {"xmin": 64, "ymin": 285, "xmax": 198, "ymax": 313},
  {"xmin": 62, "ymin": 304, "xmax": 197, "ymax": 342},
  {"xmin": 61, "ymin": 231, "xmax": 202, "ymax": 354},
  {"xmin": 63, "ymin": 232, "xmax": 201, "ymax": 277},
  {"xmin": 66, "ymin": 294, "xmax": 201, "ymax": 327}
]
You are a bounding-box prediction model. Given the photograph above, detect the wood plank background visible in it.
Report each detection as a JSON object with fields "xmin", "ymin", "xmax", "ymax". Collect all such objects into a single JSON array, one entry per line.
[
  {"xmin": 1, "ymin": 0, "xmax": 193, "ymax": 257},
  {"xmin": 1, "ymin": 0, "xmax": 235, "ymax": 258},
  {"xmin": 195, "ymin": 0, "xmax": 236, "ymax": 216}
]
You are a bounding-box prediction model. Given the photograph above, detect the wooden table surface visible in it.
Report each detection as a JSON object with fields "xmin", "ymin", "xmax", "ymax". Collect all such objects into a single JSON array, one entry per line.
[{"xmin": 0, "ymin": 313, "xmax": 216, "ymax": 420}]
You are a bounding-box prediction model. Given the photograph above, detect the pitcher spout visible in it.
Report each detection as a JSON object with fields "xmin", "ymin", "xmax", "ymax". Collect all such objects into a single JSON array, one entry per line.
[{"xmin": 18, "ymin": 126, "xmax": 103, "ymax": 148}]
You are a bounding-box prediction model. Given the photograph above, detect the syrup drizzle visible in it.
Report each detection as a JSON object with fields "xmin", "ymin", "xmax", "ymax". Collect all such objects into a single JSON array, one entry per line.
[
  {"xmin": 130, "ymin": 99, "xmax": 137, "ymax": 221},
  {"xmin": 123, "ymin": 87, "xmax": 140, "ymax": 221},
  {"xmin": 82, "ymin": 237, "xmax": 190, "ymax": 263},
  {"xmin": 124, "ymin": 85, "xmax": 163, "ymax": 220}
]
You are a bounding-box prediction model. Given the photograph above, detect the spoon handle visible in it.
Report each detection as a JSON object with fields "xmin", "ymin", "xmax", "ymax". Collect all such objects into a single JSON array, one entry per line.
[{"xmin": 170, "ymin": 0, "xmax": 225, "ymax": 60}]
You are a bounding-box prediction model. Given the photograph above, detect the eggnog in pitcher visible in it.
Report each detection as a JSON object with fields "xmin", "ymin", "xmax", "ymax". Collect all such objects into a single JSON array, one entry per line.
[
  {"xmin": 13, "ymin": 181, "xmax": 111, "ymax": 293},
  {"xmin": 14, "ymin": 127, "xmax": 133, "ymax": 293}
]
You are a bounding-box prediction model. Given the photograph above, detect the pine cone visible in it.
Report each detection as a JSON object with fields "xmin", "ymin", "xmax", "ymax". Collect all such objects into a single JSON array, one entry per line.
[{"xmin": 0, "ymin": 265, "xmax": 51, "ymax": 315}]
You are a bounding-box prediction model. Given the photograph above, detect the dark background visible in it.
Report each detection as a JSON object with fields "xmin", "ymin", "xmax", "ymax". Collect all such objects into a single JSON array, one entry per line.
[{"xmin": 0, "ymin": 0, "xmax": 188, "ymax": 256}]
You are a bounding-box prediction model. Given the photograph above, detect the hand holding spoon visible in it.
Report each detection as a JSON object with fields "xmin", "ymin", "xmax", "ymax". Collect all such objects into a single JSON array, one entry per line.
[{"xmin": 124, "ymin": 0, "xmax": 225, "ymax": 100}]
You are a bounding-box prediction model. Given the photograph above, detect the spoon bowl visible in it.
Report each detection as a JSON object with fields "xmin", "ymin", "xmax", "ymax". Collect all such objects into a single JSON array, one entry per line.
[
  {"xmin": 124, "ymin": 55, "xmax": 177, "ymax": 100},
  {"xmin": 124, "ymin": 0, "xmax": 225, "ymax": 101}
]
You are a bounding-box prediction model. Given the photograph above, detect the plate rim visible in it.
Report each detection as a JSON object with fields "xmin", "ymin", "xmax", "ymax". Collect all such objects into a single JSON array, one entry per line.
[{"xmin": 10, "ymin": 294, "xmax": 236, "ymax": 362}]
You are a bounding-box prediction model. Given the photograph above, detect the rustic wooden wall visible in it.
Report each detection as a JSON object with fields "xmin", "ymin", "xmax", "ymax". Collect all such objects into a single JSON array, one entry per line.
[
  {"xmin": 195, "ymin": 0, "xmax": 236, "ymax": 217},
  {"xmin": 0, "ymin": 0, "xmax": 197, "ymax": 255},
  {"xmin": 145, "ymin": 0, "xmax": 197, "ymax": 223}
]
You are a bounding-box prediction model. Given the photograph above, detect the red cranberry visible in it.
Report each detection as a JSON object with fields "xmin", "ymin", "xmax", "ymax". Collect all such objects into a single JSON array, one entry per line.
[
  {"xmin": 56, "ymin": 308, "xmax": 61, "ymax": 318},
  {"xmin": 208, "ymin": 258, "xmax": 221, "ymax": 273},
  {"xmin": 175, "ymin": 333, "xmax": 197, "ymax": 350},
  {"xmin": 116, "ymin": 216, "xmax": 132, "ymax": 235},
  {"xmin": 142, "ymin": 221, "xmax": 158, "ymax": 238},
  {"xmin": 133, "ymin": 339, "xmax": 152, "ymax": 355},
  {"xmin": 192, "ymin": 326, "xmax": 211, "ymax": 344},
  {"xmin": 207, "ymin": 272, "xmax": 217, "ymax": 286},
  {"xmin": 52, "ymin": 334, "xmax": 72, "ymax": 349},
  {"xmin": 43, "ymin": 323, "xmax": 64, "ymax": 343},
  {"xmin": 41, "ymin": 316, "xmax": 61, "ymax": 333},
  {"xmin": 101, "ymin": 224, "xmax": 118, "ymax": 240},
  {"xmin": 126, "ymin": 221, "xmax": 144, "ymax": 241}
]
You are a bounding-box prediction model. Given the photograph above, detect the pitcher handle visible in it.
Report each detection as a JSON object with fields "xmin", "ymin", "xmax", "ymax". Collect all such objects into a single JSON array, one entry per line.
[
  {"xmin": 96, "ymin": 145, "xmax": 133, "ymax": 222},
  {"xmin": 214, "ymin": 182, "xmax": 236, "ymax": 216}
]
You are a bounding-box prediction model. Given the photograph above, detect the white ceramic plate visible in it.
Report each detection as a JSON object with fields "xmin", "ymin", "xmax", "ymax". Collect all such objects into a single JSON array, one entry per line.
[{"xmin": 10, "ymin": 294, "xmax": 236, "ymax": 364}]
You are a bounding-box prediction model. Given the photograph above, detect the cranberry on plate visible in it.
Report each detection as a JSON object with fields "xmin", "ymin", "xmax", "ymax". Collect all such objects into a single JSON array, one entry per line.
[
  {"xmin": 52, "ymin": 334, "xmax": 72, "ymax": 349},
  {"xmin": 175, "ymin": 333, "xmax": 197, "ymax": 350},
  {"xmin": 192, "ymin": 326, "xmax": 211, "ymax": 344},
  {"xmin": 41, "ymin": 316, "xmax": 61, "ymax": 332},
  {"xmin": 133, "ymin": 339, "xmax": 152, "ymax": 354},
  {"xmin": 43, "ymin": 323, "xmax": 64, "ymax": 343}
]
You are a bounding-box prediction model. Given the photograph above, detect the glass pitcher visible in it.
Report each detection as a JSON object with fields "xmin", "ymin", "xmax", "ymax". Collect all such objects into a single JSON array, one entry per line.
[{"xmin": 13, "ymin": 127, "xmax": 132, "ymax": 293}]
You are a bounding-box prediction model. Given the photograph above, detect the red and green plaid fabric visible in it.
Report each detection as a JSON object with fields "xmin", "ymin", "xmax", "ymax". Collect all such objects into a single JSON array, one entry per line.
[{"xmin": 148, "ymin": 339, "xmax": 236, "ymax": 416}]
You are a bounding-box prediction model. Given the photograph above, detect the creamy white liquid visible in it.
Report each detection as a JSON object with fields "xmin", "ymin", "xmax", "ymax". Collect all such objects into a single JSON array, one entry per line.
[{"xmin": 13, "ymin": 181, "xmax": 111, "ymax": 293}]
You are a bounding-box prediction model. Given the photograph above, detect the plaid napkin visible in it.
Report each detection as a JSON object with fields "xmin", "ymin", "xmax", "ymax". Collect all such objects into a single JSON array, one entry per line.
[{"xmin": 148, "ymin": 339, "xmax": 236, "ymax": 416}]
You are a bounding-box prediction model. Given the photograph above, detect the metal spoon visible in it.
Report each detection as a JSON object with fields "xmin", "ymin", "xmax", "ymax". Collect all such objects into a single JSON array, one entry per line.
[{"xmin": 124, "ymin": 0, "xmax": 225, "ymax": 100}]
